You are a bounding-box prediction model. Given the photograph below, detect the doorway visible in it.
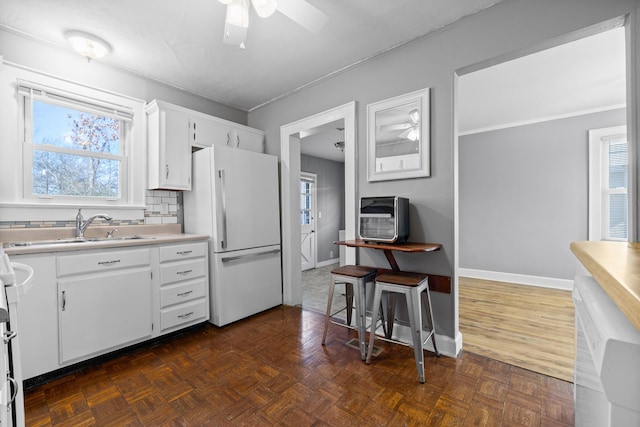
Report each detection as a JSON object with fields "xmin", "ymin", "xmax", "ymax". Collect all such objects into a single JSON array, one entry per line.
[
  {"xmin": 454, "ymin": 25, "xmax": 627, "ymax": 379},
  {"xmin": 300, "ymin": 172, "xmax": 317, "ymax": 271},
  {"xmin": 280, "ymin": 102, "xmax": 357, "ymax": 306}
]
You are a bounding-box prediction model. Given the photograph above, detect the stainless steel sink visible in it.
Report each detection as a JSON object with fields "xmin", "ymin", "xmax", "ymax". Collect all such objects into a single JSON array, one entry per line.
[
  {"xmin": 3, "ymin": 235, "xmax": 154, "ymax": 248},
  {"xmin": 85, "ymin": 235, "xmax": 150, "ymax": 241}
]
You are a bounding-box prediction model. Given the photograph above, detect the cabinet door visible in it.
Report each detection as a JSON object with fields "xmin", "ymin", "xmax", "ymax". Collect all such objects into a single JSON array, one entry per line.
[
  {"xmin": 58, "ymin": 267, "xmax": 152, "ymax": 363},
  {"xmin": 232, "ymin": 127, "xmax": 264, "ymax": 153},
  {"xmin": 160, "ymin": 109, "xmax": 191, "ymax": 190},
  {"xmin": 190, "ymin": 118, "xmax": 232, "ymax": 149}
]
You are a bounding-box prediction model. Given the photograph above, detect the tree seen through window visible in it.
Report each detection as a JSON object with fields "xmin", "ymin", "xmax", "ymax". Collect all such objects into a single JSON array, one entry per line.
[{"xmin": 31, "ymin": 100, "xmax": 122, "ymax": 198}]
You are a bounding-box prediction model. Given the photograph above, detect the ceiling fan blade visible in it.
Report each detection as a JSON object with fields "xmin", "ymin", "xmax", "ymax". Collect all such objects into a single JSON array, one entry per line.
[
  {"xmin": 380, "ymin": 123, "xmax": 412, "ymax": 131},
  {"xmin": 276, "ymin": 0, "xmax": 329, "ymax": 33}
]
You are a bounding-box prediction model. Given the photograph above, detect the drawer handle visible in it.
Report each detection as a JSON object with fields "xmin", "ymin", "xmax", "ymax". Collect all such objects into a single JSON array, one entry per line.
[
  {"xmin": 177, "ymin": 270, "xmax": 192, "ymax": 276},
  {"xmin": 176, "ymin": 250, "xmax": 192, "ymax": 255},
  {"xmin": 178, "ymin": 312, "xmax": 194, "ymax": 319},
  {"xmin": 98, "ymin": 260, "xmax": 121, "ymax": 266},
  {"xmin": 3, "ymin": 331, "xmax": 16, "ymax": 344},
  {"xmin": 177, "ymin": 290, "xmax": 193, "ymax": 297}
]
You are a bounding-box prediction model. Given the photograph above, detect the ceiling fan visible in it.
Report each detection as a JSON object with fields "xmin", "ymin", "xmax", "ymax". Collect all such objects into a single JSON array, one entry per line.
[
  {"xmin": 379, "ymin": 108, "xmax": 421, "ymax": 141},
  {"xmin": 218, "ymin": 0, "xmax": 329, "ymax": 49}
]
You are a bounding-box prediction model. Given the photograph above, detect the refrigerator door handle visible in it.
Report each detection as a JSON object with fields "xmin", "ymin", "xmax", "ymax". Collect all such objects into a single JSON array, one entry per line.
[
  {"xmin": 218, "ymin": 169, "xmax": 228, "ymax": 250},
  {"xmin": 221, "ymin": 248, "xmax": 281, "ymax": 263}
]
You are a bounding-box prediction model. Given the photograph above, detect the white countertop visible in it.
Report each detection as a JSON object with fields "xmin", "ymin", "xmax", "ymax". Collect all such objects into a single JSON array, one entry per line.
[{"xmin": 1, "ymin": 224, "xmax": 208, "ymax": 255}]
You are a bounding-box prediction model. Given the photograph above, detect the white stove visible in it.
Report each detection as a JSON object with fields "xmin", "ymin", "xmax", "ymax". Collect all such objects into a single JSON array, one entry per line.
[{"xmin": 0, "ymin": 252, "xmax": 32, "ymax": 427}]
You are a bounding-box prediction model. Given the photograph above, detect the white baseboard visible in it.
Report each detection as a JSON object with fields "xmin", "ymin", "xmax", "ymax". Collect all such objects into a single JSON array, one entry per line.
[
  {"xmin": 368, "ymin": 317, "xmax": 462, "ymax": 358},
  {"xmin": 458, "ymin": 268, "xmax": 573, "ymax": 291},
  {"xmin": 316, "ymin": 258, "xmax": 340, "ymax": 268}
]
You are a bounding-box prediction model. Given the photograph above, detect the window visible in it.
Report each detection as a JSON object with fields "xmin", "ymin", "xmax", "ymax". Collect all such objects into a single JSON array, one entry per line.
[
  {"xmin": 19, "ymin": 81, "xmax": 132, "ymax": 203},
  {"xmin": 300, "ymin": 179, "xmax": 312, "ymax": 225},
  {"xmin": 589, "ymin": 125, "xmax": 628, "ymax": 241}
]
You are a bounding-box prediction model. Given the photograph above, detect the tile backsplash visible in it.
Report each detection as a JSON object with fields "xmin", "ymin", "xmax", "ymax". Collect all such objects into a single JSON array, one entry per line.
[
  {"xmin": 0, "ymin": 190, "xmax": 183, "ymax": 229},
  {"xmin": 144, "ymin": 190, "xmax": 182, "ymax": 225}
]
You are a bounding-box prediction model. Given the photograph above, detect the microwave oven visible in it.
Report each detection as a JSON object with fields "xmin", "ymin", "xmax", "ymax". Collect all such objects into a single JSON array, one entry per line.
[{"xmin": 359, "ymin": 196, "xmax": 409, "ymax": 243}]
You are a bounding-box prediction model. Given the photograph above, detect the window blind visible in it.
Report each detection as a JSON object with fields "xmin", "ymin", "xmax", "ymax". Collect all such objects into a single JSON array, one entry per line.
[{"xmin": 17, "ymin": 80, "xmax": 134, "ymax": 122}]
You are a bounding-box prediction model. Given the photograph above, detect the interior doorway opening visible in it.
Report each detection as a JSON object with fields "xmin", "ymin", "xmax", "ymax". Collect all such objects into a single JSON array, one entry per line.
[
  {"xmin": 280, "ymin": 102, "xmax": 357, "ymax": 306},
  {"xmin": 454, "ymin": 23, "xmax": 628, "ymax": 381}
]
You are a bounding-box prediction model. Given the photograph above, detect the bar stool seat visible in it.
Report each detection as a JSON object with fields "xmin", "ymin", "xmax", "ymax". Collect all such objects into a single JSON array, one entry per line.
[
  {"xmin": 366, "ymin": 271, "xmax": 439, "ymax": 383},
  {"xmin": 322, "ymin": 265, "xmax": 377, "ymax": 360}
]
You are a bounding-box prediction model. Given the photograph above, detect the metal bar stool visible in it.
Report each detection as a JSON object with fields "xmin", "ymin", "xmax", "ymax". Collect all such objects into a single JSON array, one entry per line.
[
  {"xmin": 365, "ymin": 271, "xmax": 439, "ymax": 383},
  {"xmin": 321, "ymin": 265, "xmax": 377, "ymax": 360}
]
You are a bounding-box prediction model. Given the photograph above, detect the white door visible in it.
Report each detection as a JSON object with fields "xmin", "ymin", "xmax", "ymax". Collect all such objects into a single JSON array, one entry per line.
[{"xmin": 300, "ymin": 173, "xmax": 316, "ymax": 271}]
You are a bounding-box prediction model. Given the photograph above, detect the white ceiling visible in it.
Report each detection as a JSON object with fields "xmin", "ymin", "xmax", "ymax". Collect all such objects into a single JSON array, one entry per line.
[
  {"xmin": 0, "ymin": 0, "xmax": 501, "ymax": 112},
  {"xmin": 458, "ymin": 27, "xmax": 626, "ymax": 135},
  {"xmin": 299, "ymin": 119, "xmax": 345, "ymax": 162}
]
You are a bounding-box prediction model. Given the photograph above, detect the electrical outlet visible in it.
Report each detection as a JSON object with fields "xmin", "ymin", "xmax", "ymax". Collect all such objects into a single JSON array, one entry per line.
[{"xmin": 329, "ymin": 250, "xmax": 334, "ymax": 258}]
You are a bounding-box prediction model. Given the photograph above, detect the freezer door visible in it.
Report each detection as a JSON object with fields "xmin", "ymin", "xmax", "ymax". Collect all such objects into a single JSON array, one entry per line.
[
  {"xmin": 210, "ymin": 245, "xmax": 282, "ymax": 326},
  {"xmin": 213, "ymin": 146, "xmax": 280, "ymax": 252}
]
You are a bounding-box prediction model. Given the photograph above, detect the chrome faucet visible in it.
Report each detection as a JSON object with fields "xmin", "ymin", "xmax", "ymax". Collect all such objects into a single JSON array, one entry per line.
[{"xmin": 75, "ymin": 209, "xmax": 113, "ymax": 238}]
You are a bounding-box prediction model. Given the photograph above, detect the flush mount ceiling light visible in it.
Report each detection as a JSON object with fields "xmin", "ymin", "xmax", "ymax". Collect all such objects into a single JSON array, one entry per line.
[
  {"xmin": 218, "ymin": 0, "xmax": 328, "ymax": 49},
  {"xmin": 65, "ymin": 30, "xmax": 111, "ymax": 60}
]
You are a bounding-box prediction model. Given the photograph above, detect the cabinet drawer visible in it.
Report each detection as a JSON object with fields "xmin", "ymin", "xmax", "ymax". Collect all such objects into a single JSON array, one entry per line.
[
  {"xmin": 159, "ymin": 259, "xmax": 206, "ymax": 285},
  {"xmin": 160, "ymin": 278, "xmax": 206, "ymax": 308},
  {"xmin": 161, "ymin": 300, "xmax": 207, "ymax": 331},
  {"xmin": 57, "ymin": 249, "xmax": 150, "ymax": 277},
  {"xmin": 159, "ymin": 242, "xmax": 207, "ymax": 262}
]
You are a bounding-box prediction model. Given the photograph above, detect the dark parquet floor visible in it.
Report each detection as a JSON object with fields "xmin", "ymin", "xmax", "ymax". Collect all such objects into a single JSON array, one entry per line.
[{"xmin": 24, "ymin": 306, "xmax": 574, "ymax": 426}]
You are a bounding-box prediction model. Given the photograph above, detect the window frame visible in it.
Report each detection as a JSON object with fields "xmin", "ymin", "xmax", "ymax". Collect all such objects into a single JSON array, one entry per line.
[
  {"xmin": 18, "ymin": 80, "xmax": 134, "ymax": 206},
  {"xmin": 588, "ymin": 125, "xmax": 628, "ymax": 241}
]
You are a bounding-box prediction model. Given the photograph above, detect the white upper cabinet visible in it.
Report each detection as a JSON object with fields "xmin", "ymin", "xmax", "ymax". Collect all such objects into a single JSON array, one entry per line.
[
  {"xmin": 232, "ymin": 126, "xmax": 265, "ymax": 153},
  {"xmin": 188, "ymin": 112, "xmax": 264, "ymax": 153},
  {"xmin": 189, "ymin": 117, "xmax": 232, "ymax": 149},
  {"xmin": 147, "ymin": 100, "xmax": 265, "ymax": 190},
  {"xmin": 146, "ymin": 100, "xmax": 192, "ymax": 191}
]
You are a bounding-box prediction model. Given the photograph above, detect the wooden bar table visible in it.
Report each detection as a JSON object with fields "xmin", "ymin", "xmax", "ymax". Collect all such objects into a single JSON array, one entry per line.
[{"xmin": 334, "ymin": 239, "xmax": 449, "ymax": 338}]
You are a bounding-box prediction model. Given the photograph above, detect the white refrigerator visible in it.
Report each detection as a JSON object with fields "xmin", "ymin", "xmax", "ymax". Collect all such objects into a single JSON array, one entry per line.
[{"xmin": 183, "ymin": 145, "xmax": 282, "ymax": 326}]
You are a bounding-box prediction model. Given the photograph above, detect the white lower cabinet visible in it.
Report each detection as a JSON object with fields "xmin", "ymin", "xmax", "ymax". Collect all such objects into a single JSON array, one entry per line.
[
  {"xmin": 11, "ymin": 239, "xmax": 209, "ymax": 381},
  {"xmin": 157, "ymin": 242, "xmax": 209, "ymax": 333},
  {"xmin": 57, "ymin": 248, "xmax": 153, "ymax": 364},
  {"xmin": 58, "ymin": 268, "xmax": 152, "ymax": 363}
]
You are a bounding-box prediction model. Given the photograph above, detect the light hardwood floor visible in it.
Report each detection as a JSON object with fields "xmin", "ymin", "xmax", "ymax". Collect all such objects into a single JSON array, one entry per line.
[{"xmin": 459, "ymin": 277, "xmax": 575, "ymax": 382}]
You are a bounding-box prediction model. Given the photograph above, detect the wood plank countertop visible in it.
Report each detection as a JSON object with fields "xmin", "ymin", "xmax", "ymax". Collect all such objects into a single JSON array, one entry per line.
[
  {"xmin": 570, "ymin": 241, "xmax": 640, "ymax": 331},
  {"xmin": 336, "ymin": 239, "xmax": 442, "ymax": 252}
]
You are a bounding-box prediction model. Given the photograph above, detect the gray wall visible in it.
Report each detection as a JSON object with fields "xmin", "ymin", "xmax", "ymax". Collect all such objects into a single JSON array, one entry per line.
[
  {"xmin": 459, "ymin": 108, "xmax": 626, "ymax": 280},
  {"xmin": 248, "ymin": 0, "xmax": 640, "ymax": 341},
  {"xmin": 301, "ymin": 154, "xmax": 345, "ymax": 264}
]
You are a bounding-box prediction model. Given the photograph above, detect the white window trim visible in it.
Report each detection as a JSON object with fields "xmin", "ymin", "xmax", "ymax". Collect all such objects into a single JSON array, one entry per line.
[
  {"xmin": 588, "ymin": 125, "xmax": 627, "ymax": 241},
  {"xmin": 0, "ymin": 60, "xmax": 147, "ymax": 221}
]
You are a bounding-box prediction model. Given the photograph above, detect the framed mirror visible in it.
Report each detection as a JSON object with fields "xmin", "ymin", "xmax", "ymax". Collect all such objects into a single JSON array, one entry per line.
[{"xmin": 366, "ymin": 88, "xmax": 430, "ymax": 181}]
